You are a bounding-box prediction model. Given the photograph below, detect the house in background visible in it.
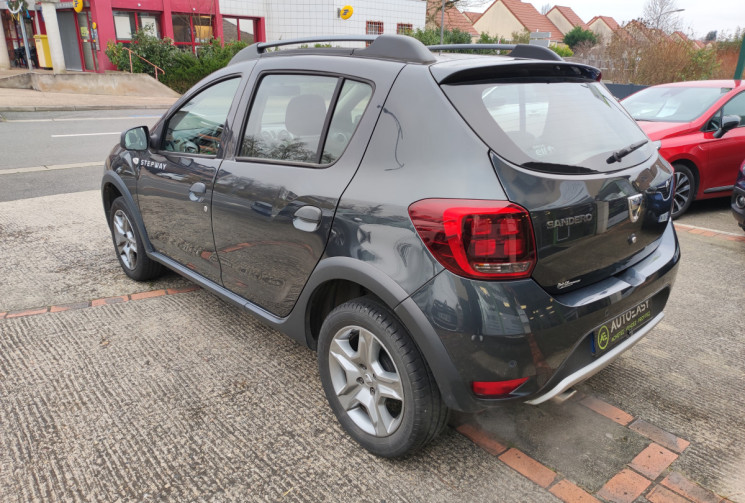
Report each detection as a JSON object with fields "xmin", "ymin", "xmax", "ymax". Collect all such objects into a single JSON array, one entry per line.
[
  {"xmin": 471, "ymin": 0, "xmax": 563, "ymax": 44},
  {"xmin": 587, "ymin": 15, "xmax": 620, "ymax": 44},
  {"xmin": 426, "ymin": 0, "xmax": 479, "ymax": 40},
  {"xmin": 546, "ymin": 5, "xmax": 587, "ymax": 36}
]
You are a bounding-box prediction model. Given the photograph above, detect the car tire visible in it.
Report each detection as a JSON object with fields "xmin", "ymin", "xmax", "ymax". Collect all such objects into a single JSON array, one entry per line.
[
  {"xmin": 317, "ymin": 296, "xmax": 449, "ymax": 457},
  {"xmin": 671, "ymin": 163, "xmax": 695, "ymax": 219},
  {"xmin": 109, "ymin": 197, "xmax": 163, "ymax": 281}
]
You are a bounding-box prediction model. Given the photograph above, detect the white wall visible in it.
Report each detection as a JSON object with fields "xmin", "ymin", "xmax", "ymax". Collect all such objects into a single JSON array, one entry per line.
[{"xmin": 221, "ymin": 0, "xmax": 426, "ymax": 43}]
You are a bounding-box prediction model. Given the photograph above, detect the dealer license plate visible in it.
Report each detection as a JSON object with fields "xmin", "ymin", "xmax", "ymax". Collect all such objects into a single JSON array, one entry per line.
[{"xmin": 593, "ymin": 298, "xmax": 654, "ymax": 357}]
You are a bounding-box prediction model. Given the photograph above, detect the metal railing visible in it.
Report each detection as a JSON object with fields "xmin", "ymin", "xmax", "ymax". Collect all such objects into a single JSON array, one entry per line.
[{"xmin": 122, "ymin": 47, "xmax": 164, "ymax": 81}]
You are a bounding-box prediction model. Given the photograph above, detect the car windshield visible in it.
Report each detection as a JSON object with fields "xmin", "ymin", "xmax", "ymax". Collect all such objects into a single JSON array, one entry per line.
[
  {"xmin": 622, "ymin": 86, "xmax": 730, "ymax": 122},
  {"xmin": 443, "ymin": 80, "xmax": 652, "ymax": 173}
]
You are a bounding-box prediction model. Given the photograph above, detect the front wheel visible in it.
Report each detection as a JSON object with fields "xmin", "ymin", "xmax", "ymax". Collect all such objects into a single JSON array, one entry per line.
[
  {"xmin": 109, "ymin": 197, "xmax": 163, "ymax": 281},
  {"xmin": 671, "ymin": 164, "xmax": 696, "ymax": 219},
  {"xmin": 317, "ymin": 297, "xmax": 449, "ymax": 457}
]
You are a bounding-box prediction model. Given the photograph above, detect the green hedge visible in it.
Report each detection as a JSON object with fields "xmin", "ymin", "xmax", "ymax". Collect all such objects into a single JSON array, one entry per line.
[{"xmin": 106, "ymin": 30, "xmax": 248, "ymax": 93}]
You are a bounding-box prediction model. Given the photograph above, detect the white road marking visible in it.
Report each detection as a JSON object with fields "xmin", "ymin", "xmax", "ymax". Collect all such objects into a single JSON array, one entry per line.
[
  {"xmin": 674, "ymin": 222, "xmax": 743, "ymax": 237},
  {"xmin": 51, "ymin": 132, "xmax": 121, "ymax": 138},
  {"xmin": 0, "ymin": 161, "xmax": 101, "ymax": 175},
  {"xmin": 4, "ymin": 115, "xmax": 160, "ymax": 123}
]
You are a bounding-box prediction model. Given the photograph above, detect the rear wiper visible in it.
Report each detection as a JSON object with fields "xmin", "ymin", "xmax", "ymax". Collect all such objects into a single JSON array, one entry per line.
[{"xmin": 606, "ymin": 139, "xmax": 648, "ymax": 164}]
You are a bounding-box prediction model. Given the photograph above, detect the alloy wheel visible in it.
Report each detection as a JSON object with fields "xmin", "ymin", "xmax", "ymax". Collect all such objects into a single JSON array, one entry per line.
[
  {"xmin": 327, "ymin": 325, "xmax": 404, "ymax": 437},
  {"xmin": 673, "ymin": 170, "xmax": 691, "ymax": 216},
  {"xmin": 113, "ymin": 209, "xmax": 138, "ymax": 270}
]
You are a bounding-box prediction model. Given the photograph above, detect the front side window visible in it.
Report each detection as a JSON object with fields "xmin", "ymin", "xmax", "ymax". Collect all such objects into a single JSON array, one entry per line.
[
  {"xmin": 722, "ymin": 92, "xmax": 745, "ymax": 127},
  {"xmin": 240, "ymin": 75, "xmax": 372, "ymax": 165},
  {"xmin": 163, "ymin": 78, "xmax": 240, "ymax": 156}
]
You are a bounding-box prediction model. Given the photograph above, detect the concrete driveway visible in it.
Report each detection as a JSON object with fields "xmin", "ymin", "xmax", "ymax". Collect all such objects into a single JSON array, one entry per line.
[{"xmin": 1, "ymin": 189, "xmax": 743, "ymax": 502}]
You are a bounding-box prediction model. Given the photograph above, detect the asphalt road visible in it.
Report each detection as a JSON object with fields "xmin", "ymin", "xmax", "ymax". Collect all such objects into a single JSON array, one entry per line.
[{"xmin": 1, "ymin": 110, "xmax": 743, "ymax": 502}]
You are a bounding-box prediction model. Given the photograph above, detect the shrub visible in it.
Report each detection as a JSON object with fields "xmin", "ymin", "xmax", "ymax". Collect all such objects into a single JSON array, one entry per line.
[{"xmin": 563, "ymin": 26, "xmax": 598, "ymax": 50}]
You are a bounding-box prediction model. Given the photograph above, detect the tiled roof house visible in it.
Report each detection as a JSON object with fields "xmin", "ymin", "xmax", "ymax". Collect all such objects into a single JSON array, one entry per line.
[
  {"xmin": 587, "ymin": 15, "xmax": 620, "ymax": 44},
  {"xmin": 546, "ymin": 5, "xmax": 587, "ymax": 35},
  {"xmin": 472, "ymin": 0, "xmax": 563, "ymax": 43},
  {"xmin": 426, "ymin": 0, "xmax": 480, "ymax": 39}
]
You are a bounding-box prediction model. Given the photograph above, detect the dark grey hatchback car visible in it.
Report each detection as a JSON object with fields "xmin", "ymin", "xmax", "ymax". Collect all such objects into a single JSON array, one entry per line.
[{"xmin": 103, "ymin": 35, "xmax": 680, "ymax": 457}]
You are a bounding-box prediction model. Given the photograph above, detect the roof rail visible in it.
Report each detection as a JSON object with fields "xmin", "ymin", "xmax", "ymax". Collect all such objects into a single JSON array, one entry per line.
[
  {"xmin": 426, "ymin": 43, "xmax": 563, "ymax": 62},
  {"xmin": 229, "ymin": 35, "xmax": 436, "ymax": 66}
]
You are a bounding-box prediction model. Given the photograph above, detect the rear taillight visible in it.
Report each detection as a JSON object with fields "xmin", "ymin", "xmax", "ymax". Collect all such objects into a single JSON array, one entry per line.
[{"xmin": 408, "ymin": 199, "xmax": 536, "ymax": 280}]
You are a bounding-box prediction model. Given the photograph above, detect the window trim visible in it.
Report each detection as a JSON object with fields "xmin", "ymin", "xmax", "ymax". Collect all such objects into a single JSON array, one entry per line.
[
  {"xmin": 234, "ymin": 71, "xmax": 375, "ymax": 169},
  {"xmin": 156, "ymin": 74, "xmax": 243, "ymax": 158}
]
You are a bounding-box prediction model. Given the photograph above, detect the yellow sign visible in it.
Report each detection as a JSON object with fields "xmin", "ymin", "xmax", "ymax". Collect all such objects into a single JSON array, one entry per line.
[
  {"xmin": 73, "ymin": 0, "xmax": 83, "ymax": 13},
  {"xmin": 80, "ymin": 26, "xmax": 89, "ymax": 39},
  {"xmin": 340, "ymin": 5, "xmax": 353, "ymax": 20}
]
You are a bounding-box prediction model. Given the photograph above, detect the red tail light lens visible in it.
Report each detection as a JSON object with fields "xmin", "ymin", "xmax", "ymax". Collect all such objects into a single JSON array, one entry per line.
[
  {"xmin": 408, "ymin": 199, "xmax": 536, "ymax": 280},
  {"xmin": 472, "ymin": 377, "xmax": 529, "ymax": 397}
]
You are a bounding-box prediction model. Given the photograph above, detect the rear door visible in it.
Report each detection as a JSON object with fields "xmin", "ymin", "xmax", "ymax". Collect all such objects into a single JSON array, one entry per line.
[
  {"xmin": 439, "ymin": 63, "xmax": 674, "ymax": 295},
  {"xmin": 212, "ymin": 55, "xmax": 404, "ymax": 317},
  {"xmin": 137, "ymin": 76, "xmax": 244, "ymax": 284}
]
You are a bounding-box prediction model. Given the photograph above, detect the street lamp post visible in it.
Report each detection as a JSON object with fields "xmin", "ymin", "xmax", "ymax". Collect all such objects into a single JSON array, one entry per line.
[{"xmin": 655, "ymin": 8, "xmax": 684, "ymax": 31}]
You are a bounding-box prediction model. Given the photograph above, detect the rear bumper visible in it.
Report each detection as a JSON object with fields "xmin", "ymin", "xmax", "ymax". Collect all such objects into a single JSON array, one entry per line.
[{"xmin": 403, "ymin": 221, "xmax": 680, "ymax": 412}]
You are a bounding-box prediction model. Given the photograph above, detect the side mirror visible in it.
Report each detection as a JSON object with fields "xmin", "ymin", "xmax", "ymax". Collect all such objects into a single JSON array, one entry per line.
[
  {"xmin": 713, "ymin": 114, "xmax": 741, "ymax": 139},
  {"xmin": 121, "ymin": 126, "xmax": 149, "ymax": 150}
]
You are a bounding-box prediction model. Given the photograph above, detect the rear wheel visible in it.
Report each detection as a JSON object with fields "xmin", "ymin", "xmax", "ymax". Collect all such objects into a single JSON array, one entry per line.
[
  {"xmin": 672, "ymin": 164, "xmax": 695, "ymax": 219},
  {"xmin": 109, "ymin": 197, "xmax": 163, "ymax": 281},
  {"xmin": 317, "ymin": 297, "xmax": 448, "ymax": 457}
]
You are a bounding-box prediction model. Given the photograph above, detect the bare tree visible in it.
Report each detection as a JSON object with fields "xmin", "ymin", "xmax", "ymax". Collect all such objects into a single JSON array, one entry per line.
[
  {"xmin": 642, "ymin": 0, "xmax": 683, "ymax": 33},
  {"xmin": 540, "ymin": 3, "xmax": 551, "ymax": 15}
]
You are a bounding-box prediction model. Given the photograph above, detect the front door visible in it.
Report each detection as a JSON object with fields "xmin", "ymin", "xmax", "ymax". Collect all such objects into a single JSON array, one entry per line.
[
  {"xmin": 57, "ymin": 11, "xmax": 82, "ymax": 71},
  {"xmin": 212, "ymin": 56, "xmax": 403, "ymax": 317},
  {"xmin": 137, "ymin": 76, "xmax": 242, "ymax": 284},
  {"xmin": 702, "ymin": 91, "xmax": 745, "ymax": 193}
]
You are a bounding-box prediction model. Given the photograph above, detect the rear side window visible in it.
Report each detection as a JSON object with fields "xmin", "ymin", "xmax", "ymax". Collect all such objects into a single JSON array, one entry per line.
[
  {"xmin": 240, "ymin": 74, "xmax": 372, "ymax": 165},
  {"xmin": 163, "ymin": 77, "xmax": 240, "ymax": 156},
  {"xmin": 444, "ymin": 80, "xmax": 652, "ymax": 173}
]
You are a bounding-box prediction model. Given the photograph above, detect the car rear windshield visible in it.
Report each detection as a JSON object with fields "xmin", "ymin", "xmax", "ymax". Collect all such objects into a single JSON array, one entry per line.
[
  {"xmin": 443, "ymin": 80, "xmax": 652, "ymax": 174},
  {"xmin": 622, "ymin": 86, "xmax": 730, "ymax": 122}
]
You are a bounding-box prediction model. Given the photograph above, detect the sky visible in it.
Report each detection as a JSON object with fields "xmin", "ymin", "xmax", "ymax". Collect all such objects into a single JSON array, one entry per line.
[{"xmin": 464, "ymin": 0, "xmax": 744, "ymax": 40}]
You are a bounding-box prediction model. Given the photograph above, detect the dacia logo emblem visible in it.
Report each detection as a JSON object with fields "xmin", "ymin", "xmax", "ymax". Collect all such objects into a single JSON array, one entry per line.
[{"xmin": 627, "ymin": 194, "xmax": 643, "ymax": 223}]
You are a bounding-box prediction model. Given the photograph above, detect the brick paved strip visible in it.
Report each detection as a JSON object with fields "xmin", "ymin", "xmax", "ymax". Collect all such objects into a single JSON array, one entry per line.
[
  {"xmin": 130, "ymin": 290, "xmax": 167, "ymax": 301},
  {"xmin": 498, "ymin": 448, "xmax": 556, "ymax": 488},
  {"xmin": 580, "ymin": 396, "xmax": 634, "ymax": 426},
  {"xmin": 647, "ymin": 485, "xmax": 696, "ymax": 503},
  {"xmin": 50, "ymin": 302, "xmax": 91, "ymax": 313},
  {"xmin": 629, "ymin": 443, "xmax": 679, "ymax": 480},
  {"xmin": 166, "ymin": 286, "xmax": 201, "ymax": 295},
  {"xmin": 91, "ymin": 295, "xmax": 129, "ymax": 307},
  {"xmin": 5, "ymin": 307, "xmax": 49, "ymax": 319},
  {"xmin": 660, "ymin": 472, "xmax": 723, "ymax": 503},
  {"xmin": 1, "ymin": 287, "xmax": 202, "ymax": 321},
  {"xmin": 549, "ymin": 479, "xmax": 600, "ymax": 503},
  {"xmin": 674, "ymin": 223, "xmax": 745, "ymax": 242},
  {"xmin": 597, "ymin": 468, "xmax": 652, "ymax": 503},
  {"xmin": 455, "ymin": 423, "xmax": 508, "ymax": 456},
  {"xmin": 629, "ymin": 420, "xmax": 690, "ymax": 453}
]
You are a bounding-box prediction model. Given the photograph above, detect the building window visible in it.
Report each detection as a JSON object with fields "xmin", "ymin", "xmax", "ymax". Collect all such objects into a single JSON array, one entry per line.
[
  {"xmin": 222, "ymin": 17, "xmax": 256, "ymax": 44},
  {"xmin": 172, "ymin": 13, "xmax": 214, "ymax": 54},
  {"xmin": 113, "ymin": 11, "xmax": 161, "ymax": 42},
  {"xmin": 366, "ymin": 21, "xmax": 384, "ymax": 36},
  {"xmin": 396, "ymin": 23, "xmax": 413, "ymax": 35}
]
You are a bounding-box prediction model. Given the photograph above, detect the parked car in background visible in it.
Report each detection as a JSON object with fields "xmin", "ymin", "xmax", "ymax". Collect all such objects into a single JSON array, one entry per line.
[
  {"xmin": 103, "ymin": 35, "xmax": 680, "ymax": 457},
  {"xmin": 622, "ymin": 80, "xmax": 745, "ymax": 218},
  {"xmin": 732, "ymin": 160, "xmax": 745, "ymax": 232}
]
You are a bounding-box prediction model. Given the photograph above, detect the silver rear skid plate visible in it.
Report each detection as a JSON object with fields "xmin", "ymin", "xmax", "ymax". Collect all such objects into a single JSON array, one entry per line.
[{"xmin": 525, "ymin": 312, "xmax": 665, "ymax": 405}]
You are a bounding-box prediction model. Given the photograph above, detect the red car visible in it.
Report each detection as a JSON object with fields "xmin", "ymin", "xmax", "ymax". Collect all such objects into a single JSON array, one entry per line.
[{"xmin": 622, "ymin": 80, "xmax": 745, "ymax": 218}]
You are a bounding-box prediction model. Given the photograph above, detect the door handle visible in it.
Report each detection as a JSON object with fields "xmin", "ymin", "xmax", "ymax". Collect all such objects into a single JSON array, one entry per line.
[
  {"xmin": 189, "ymin": 182, "xmax": 206, "ymax": 202},
  {"xmin": 293, "ymin": 206, "xmax": 322, "ymax": 232}
]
